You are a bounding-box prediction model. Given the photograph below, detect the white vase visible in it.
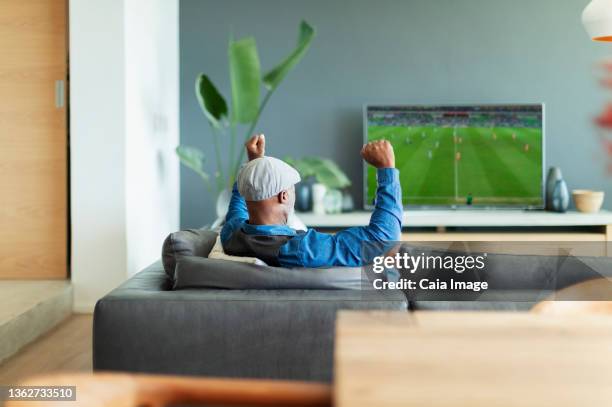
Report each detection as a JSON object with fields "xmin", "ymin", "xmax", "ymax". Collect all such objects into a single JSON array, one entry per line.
[
  {"xmin": 312, "ymin": 183, "xmax": 327, "ymax": 215},
  {"xmin": 216, "ymin": 188, "xmax": 232, "ymax": 219},
  {"xmin": 323, "ymin": 189, "xmax": 343, "ymax": 214}
]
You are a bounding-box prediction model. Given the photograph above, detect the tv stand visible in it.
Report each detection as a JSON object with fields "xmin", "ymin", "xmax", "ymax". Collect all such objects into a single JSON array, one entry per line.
[{"xmin": 298, "ymin": 210, "xmax": 612, "ymax": 256}]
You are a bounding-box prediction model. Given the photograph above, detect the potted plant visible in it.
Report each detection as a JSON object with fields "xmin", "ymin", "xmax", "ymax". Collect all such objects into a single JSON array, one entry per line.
[
  {"xmin": 176, "ymin": 21, "xmax": 316, "ymax": 219},
  {"xmin": 284, "ymin": 157, "xmax": 352, "ymax": 213}
]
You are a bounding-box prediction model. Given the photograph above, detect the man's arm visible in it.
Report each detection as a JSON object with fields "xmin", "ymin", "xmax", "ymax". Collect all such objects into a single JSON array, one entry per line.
[
  {"xmin": 358, "ymin": 140, "xmax": 403, "ymax": 241},
  {"xmin": 278, "ymin": 141, "xmax": 402, "ymax": 268},
  {"xmin": 220, "ymin": 134, "xmax": 266, "ymax": 244},
  {"xmin": 220, "ymin": 182, "xmax": 249, "ymax": 244}
]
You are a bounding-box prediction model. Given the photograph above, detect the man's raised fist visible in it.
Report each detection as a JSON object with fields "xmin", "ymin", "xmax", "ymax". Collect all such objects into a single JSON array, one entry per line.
[
  {"xmin": 245, "ymin": 134, "xmax": 266, "ymax": 161},
  {"xmin": 361, "ymin": 140, "xmax": 395, "ymax": 169}
]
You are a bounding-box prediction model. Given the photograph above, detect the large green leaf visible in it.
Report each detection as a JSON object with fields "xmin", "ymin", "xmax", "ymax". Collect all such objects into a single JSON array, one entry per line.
[
  {"xmin": 263, "ymin": 20, "xmax": 316, "ymax": 91},
  {"xmin": 308, "ymin": 158, "xmax": 351, "ymax": 189},
  {"xmin": 286, "ymin": 156, "xmax": 351, "ymax": 189},
  {"xmin": 285, "ymin": 156, "xmax": 316, "ymax": 179},
  {"xmin": 229, "ymin": 37, "xmax": 261, "ymax": 123},
  {"xmin": 195, "ymin": 74, "xmax": 228, "ymax": 129},
  {"xmin": 176, "ymin": 145, "xmax": 210, "ymax": 182}
]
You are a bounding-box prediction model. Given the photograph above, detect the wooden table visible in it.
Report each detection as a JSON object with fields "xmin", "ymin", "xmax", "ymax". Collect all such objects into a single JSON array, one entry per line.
[{"xmin": 334, "ymin": 311, "xmax": 612, "ymax": 407}]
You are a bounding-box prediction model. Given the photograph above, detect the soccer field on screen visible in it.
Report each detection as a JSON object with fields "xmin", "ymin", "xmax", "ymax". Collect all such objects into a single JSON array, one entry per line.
[{"xmin": 366, "ymin": 125, "xmax": 543, "ymax": 206}]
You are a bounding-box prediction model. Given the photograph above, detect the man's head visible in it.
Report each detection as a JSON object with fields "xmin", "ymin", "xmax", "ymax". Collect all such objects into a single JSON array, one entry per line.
[{"xmin": 237, "ymin": 155, "xmax": 300, "ymax": 225}]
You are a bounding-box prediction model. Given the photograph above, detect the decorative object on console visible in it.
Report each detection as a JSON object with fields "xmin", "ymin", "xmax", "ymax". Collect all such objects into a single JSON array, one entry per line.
[
  {"xmin": 215, "ymin": 189, "xmax": 232, "ymax": 218},
  {"xmin": 551, "ymin": 178, "xmax": 570, "ymax": 213},
  {"xmin": 546, "ymin": 167, "xmax": 565, "ymax": 211},
  {"xmin": 175, "ymin": 21, "xmax": 316, "ymax": 220},
  {"xmin": 573, "ymin": 190, "xmax": 605, "ymax": 213},
  {"xmin": 295, "ymin": 178, "xmax": 313, "ymax": 212},
  {"xmin": 583, "ymin": 0, "xmax": 612, "ymax": 42},
  {"xmin": 312, "ymin": 183, "xmax": 327, "ymax": 215},
  {"xmin": 341, "ymin": 190, "xmax": 355, "ymax": 212},
  {"xmin": 323, "ymin": 189, "xmax": 343, "ymax": 214}
]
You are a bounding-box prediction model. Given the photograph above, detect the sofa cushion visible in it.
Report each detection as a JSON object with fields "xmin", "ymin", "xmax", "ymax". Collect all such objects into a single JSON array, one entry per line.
[
  {"xmin": 173, "ymin": 255, "xmax": 366, "ymax": 291},
  {"xmin": 398, "ymin": 244, "xmax": 610, "ymax": 293},
  {"xmin": 208, "ymin": 235, "xmax": 267, "ymax": 266},
  {"xmin": 161, "ymin": 229, "xmax": 217, "ymax": 278}
]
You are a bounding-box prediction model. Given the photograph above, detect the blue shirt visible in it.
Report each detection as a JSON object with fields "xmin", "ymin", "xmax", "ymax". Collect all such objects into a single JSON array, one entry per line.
[{"xmin": 220, "ymin": 168, "xmax": 403, "ymax": 268}]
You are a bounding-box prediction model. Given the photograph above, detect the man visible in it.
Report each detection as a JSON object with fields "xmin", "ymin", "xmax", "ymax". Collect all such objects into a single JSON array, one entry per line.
[{"xmin": 220, "ymin": 134, "xmax": 402, "ymax": 268}]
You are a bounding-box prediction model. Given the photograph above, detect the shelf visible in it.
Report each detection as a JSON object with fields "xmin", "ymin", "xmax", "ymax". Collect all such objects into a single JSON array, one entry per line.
[
  {"xmin": 400, "ymin": 232, "xmax": 606, "ymax": 242},
  {"xmin": 298, "ymin": 210, "xmax": 612, "ymax": 228}
]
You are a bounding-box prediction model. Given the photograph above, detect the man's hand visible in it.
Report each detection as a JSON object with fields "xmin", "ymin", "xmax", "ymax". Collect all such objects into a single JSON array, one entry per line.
[
  {"xmin": 361, "ymin": 140, "xmax": 395, "ymax": 169},
  {"xmin": 245, "ymin": 134, "xmax": 265, "ymax": 161}
]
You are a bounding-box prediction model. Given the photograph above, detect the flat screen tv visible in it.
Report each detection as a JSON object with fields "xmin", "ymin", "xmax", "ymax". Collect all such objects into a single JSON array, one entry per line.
[{"xmin": 364, "ymin": 104, "xmax": 544, "ymax": 209}]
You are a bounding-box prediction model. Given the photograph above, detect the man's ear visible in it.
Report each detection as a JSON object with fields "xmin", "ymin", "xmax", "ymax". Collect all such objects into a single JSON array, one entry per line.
[{"xmin": 278, "ymin": 190, "xmax": 289, "ymax": 203}]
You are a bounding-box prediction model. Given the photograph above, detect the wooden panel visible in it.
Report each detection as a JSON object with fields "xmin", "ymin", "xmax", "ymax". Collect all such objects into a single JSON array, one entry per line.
[
  {"xmin": 0, "ymin": 0, "xmax": 67, "ymax": 279},
  {"xmin": 401, "ymin": 232, "xmax": 606, "ymax": 242},
  {"xmin": 335, "ymin": 311, "xmax": 612, "ymax": 407},
  {"xmin": 401, "ymin": 233, "xmax": 609, "ymax": 256}
]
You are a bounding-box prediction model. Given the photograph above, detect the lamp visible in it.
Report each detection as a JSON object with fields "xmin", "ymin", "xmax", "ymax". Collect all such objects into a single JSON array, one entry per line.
[{"xmin": 583, "ymin": 0, "xmax": 612, "ymax": 41}]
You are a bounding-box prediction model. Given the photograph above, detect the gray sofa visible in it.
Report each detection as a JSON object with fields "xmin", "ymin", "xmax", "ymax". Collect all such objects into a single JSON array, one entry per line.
[
  {"xmin": 93, "ymin": 261, "xmax": 407, "ymax": 382},
  {"xmin": 93, "ymin": 230, "xmax": 612, "ymax": 382}
]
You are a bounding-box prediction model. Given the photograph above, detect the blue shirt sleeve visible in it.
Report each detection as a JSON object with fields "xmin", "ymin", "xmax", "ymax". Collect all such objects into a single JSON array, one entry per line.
[
  {"xmin": 278, "ymin": 168, "xmax": 402, "ymax": 268},
  {"xmin": 220, "ymin": 182, "xmax": 249, "ymax": 245}
]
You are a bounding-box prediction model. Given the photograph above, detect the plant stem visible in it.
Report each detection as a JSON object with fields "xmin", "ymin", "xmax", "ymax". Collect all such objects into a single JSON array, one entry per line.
[
  {"xmin": 210, "ymin": 125, "xmax": 224, "ymax": 192},
  {"xmin": 200, "ymin": 173, "xmax": 214, "ymax": 195},
  {"xmin": 228, "ymin": 122, "xmax": 236, "ymax": 189},
  {"xmin": 233, "ymin": 90, "xmax": 274, "ymax": 177}
]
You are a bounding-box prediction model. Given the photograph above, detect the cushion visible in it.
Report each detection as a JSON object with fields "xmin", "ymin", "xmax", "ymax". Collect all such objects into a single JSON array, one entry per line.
[
  {"xmin": 208, "ymin": 235, "xmax": 268, "ymax": 266},
  {"xmin": 394, "ymin": 244, "xmax": 612, "ymax": 303},
  {"xmin": 398, "ymin": 244, "xmax": 608, "ymax": 291},
  {"xmin": 173, "ymin": 255, "xmax": 364, "ymax": 291},
  {"xmin": 161, "ymin": 229, "xmax": 217, "ymax": 278}
]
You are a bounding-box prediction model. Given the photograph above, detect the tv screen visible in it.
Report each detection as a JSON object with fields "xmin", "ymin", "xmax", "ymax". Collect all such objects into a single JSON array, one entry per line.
[{"xmin": 364, "ymin": 104, "xmax": 544, "ymax": 208}]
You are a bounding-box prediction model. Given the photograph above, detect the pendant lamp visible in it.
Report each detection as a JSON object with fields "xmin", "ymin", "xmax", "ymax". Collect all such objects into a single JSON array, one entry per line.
[{"xmin": 583, "ymin": 0, "xmax": 612, "ymax": 41}]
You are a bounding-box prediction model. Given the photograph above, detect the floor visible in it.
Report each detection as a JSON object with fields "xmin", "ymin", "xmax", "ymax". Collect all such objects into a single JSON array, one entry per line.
[{"xmin": 0, "ymin": 315, "xmax": 93, "ymax": 384}]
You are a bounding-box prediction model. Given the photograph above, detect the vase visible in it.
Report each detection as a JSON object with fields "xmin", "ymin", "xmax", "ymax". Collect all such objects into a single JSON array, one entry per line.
[
  {"xmin": 295, "ymin": 179, "xmax": 313, "ymax": 212},
  {"xmin": 323, "ymin": 189, "xmax": 343, "ymax": 214},
  {"xmin": 551, "ymin": 179, "xmax": 570, "ymax": 213},
  {"xmin": 341, "ymin": 190, "xmax": 355, "ymax": 212},
  {"xmin": 312, "ymin": 183, "xmax": 327, "ymax": 215},
  {"xmin": 216, "ymin": 188, "xmax": 232, "ymax": 219},
  {"xmin": 545, "ymin": 167, "xmax": 563, "ymax": 211}
]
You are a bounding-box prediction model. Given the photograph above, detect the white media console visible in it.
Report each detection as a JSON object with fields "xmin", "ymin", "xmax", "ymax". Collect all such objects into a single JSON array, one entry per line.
[{"xmin": 299, "ymin": 210, "xmax": 612, "ymax": 255}]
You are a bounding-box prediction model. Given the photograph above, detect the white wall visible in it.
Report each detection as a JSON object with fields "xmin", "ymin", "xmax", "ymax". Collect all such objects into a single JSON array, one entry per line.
[
  {"xmin": 70, "ymin": 0, "xmax": 128, "ymax": 312},
  {"xmin": 125, "ymin": 0, "xmax": 180, "ymax": 277},
  {"xmin": 70, "ymin": 0, "xmax": 179, "ymax": 312}
]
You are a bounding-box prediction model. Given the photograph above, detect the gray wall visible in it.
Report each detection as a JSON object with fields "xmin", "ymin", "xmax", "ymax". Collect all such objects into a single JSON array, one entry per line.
[{"xmin": 180, "ymin": 0, "xmax": 609, "ymax": 228}]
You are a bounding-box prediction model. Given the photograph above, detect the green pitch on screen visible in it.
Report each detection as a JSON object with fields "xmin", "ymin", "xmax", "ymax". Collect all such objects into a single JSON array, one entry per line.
[{"xmin": 366, "ymin": 126, "xmax": 543, "ymax": 206}]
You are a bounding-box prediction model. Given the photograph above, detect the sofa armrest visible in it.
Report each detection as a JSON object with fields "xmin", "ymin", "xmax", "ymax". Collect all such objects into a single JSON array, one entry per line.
[{"xmin": 103, "ymin": 261, "xmax": 172, "ymax": 296}]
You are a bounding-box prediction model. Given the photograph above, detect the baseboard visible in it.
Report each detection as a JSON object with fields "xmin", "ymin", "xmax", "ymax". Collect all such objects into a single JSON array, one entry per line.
[{"xmin": 72, "ymin": 302, "xmax": 96, "ymax": 314}]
